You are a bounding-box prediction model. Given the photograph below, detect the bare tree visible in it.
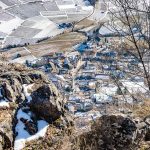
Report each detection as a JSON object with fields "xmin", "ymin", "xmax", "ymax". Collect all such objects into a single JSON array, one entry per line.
[{"xmin": 103, "ymin": 0, "xmax": 150, "ymax": 90}]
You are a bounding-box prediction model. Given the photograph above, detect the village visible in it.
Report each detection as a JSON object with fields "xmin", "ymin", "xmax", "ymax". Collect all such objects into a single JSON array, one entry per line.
[
  {"xmin": 0, "ymin": 0, "xmax": 149, "ymax": 126},
  {"xmin": 22, "ymin": 28, "xmax": 149, "ymax": 123},
  {"xmin": 0, "ymin": 1, "xmax": 150, "ymax": 150}
]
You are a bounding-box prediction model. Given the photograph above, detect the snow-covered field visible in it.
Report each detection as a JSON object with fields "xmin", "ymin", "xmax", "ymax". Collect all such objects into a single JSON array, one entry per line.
[
  {"xmin": 0, "ymin": 17, "xmax": 23, "ymax": 34},
  {"xmin": 121, "ymin": 80, "xmax": 149, "ymax": 93},
  {"xmin": 0, "ymin": 0, "xmax": 94, "ymax": 49}
]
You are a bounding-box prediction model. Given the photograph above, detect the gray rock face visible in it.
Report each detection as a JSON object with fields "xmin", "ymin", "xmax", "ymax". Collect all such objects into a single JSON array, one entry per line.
[
  {"xmin": 30, "ymin": 84, "xmax": 64, "ymax": 123},
  {"xmin": 2, "ymin": 82, "xmax": 17, "ymax": 102},
  {"xmin": 0, "ymin": 109, "xmax": 14, "ymax": 150},
  {"xmin": 0, "ymin": 62, "xmax": 49, "ymax": 103},
  {"xmin": 0, "ymin": 62, "xmax": 68, "ymax": 149},
  {"xmin": 76, "ymin": 115, "xmax": 150, "ymax": 150}
]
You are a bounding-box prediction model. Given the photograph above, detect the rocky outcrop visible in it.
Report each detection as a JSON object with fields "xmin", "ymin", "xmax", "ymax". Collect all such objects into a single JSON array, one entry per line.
[
  {"xmin": 74, "ymin": 115, "xmax": 150, "ymax": 150},
  {"xmin": 0, "ymin": 62, "xmax": 49, "ymax": 103},
  {"xmin": 0, "ymin": 109, "xmax": 14, "ymax": 150},
  {"xmin": 0, "ymin": 61, "xmax": 149, "ymax": 150},
  {"xmin": 29, "ymin": 84, "xmax": 65, "ymax": 123},
  {"xmin": 0, "ymin": 61, "xmax": 69, "ymax": 149}
]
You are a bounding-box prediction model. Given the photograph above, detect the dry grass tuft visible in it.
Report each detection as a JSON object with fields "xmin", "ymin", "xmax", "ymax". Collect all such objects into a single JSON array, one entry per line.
[{"xmin": 132, "ymin": 99, "xmax": 150, "ymax": 118}]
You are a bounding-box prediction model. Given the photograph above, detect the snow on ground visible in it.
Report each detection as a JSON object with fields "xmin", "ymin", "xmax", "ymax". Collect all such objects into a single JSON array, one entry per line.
[
  {"xmin": 0, "ymin": 99, "xmax": 9, "ymax": 108},
  {"xmin": 75, "ymin": 110, "xmax": 101, "ymax": 121},
  {"xmin": 93, "ymin": 93, "xmax": 112, "ymax": 103},
  {"xmin": 33, "ymin": 24, "xmax": 63, "ymax": 38},
  {"xmin": 81, "ymin": 6, "xmax": 93, "ymax": 11},
  {"xmin": 10, "ymin": 55, "xmax": 37, "ymax": 64},
  {"xmin": 55, "ymin": 74, "xmax": 66, "ymax": 81},
  {"xmin": 57, "ymin": 5, "xmax": 76, "ymax": 10},
  {"xmin": 0, "ymin": 17, "xmax": 24, "ymax": 34},
  {"xmin": 87, "ymin": 111, "xmax": 102, "ymax": 120},
  {"xmin": 100, "ymin": 85, "xmax": 118, "ymax": 96},
  {"xmin": 0, "ymin": 1, "xmax": 8, "ymax": 9},
  {"xmin": 0, "ymin": 87, "xmax": 10, "ymax": 108},
  {"xmin": 31, "ymin": 17, "xmax": 53, "ymax": 29},
  {"xmin": 121, "ymin": 80, "xmax": 148, "ymax": 93},
  {"xmin": 0, "ymin": 0, "xmax": 93, "ymax": 48},
  {"xmin": 16, "ymin": 108, "xmax": 31, "ymax": 121},
  {"xmin": 23, "ymin": 84, "xmax": 34, "ymax": 103},
  {"xmin": 14, "ymin": 108, "xmax": 49, "ymax": 150}
]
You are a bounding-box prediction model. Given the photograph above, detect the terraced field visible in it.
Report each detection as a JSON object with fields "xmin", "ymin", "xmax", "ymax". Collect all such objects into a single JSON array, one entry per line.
[
  {"xmin": 2, "ymin": 32, "xmax": 87, "ymax": 63},
  {"xmin": 0, "ymin": 0, "xmax": 93, "ymax": 49}
]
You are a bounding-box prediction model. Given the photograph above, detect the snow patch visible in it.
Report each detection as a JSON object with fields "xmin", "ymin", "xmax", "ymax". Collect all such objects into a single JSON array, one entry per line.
[
  {"xmin": 16, "ymin": 109, "xmax": 31, "ymax": 121},
  {"xmin": 0, "ymin": 1, "xmax": 8, "ymax": 9},
  {"xmin": 121, "ymin": 80, "xmax": 148, "ymax": 93},
  {"xmin": 82, "ymin": 6, "xmax": 93, "ymax": 11},
  {"xmin": 57, "ymin": 5, "xmax": 76, "ymax": 10},
  {"xmin": 14, "ymin": 108, "xmax": 49, "ymax": 150},
  {"xmin": 0, "ymin": 99, "xmax": 9, "ymax": 108},
  {"xmin": 100, "ymin": 85, "xmax": 118, "ymax": 96},
  {"xmin": 23, "ymin": 84, "xmax": 34, "ymax": 103},
  {"xmin": 55, "ymin": 74, "xmax": 66, "ymax": 81},
  {"xmin": 0, "ymin": 17, "xmax": 24, "ymax": 34}
]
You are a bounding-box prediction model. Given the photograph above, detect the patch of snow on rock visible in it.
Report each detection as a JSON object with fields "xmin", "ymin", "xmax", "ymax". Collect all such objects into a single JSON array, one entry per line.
[
  {"xmin": 14, "ymin": 108, "xmax": 49, "ymax": 150},
  {"xmin": 23, "ymin": 84, "xmax": 34, "ymax": 103},
  {"xmin": 0, "ymin": 99, "xmax": 9, "ymax": 108},
  {"xmin": 0, "ymin": 87, "xmax": 3, "ymax": 97}
]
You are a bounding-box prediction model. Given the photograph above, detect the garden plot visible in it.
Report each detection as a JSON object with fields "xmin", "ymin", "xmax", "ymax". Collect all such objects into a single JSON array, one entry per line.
[
  {"xmin": 56, "ymin": 0, "xmax": 75, "ymax": 5},
  {"xmin": 41, "ymin": 11, "xmax": 67, "ymax": 17},
  {"xmin": 21, "ymin": 16, "xmax": 63, "ymax": 38},
  {"xmin": 10, "ymin": 26, "xmax": 41, "ymax": 38},
  {"xmin": 59, "ymin": 10, "xmax": 91, "ymax": 23},
  {"xmin": 56, "ymin": 0, "xmax": 76, "ymax": 10},
  {"xmin": 0, "ymin": 0, "xmax": 94, "ymax": 49},
  {"xmin": 3, "ymin": 32, "xmax": 86, "ymax": 61},
  {"xmin": 8, "ymin": 2, "xmax": 46, "ymax": 19},
  {"xmin": 67, "ymin": 12, "xmax": 89, "ymax": 21},
  {"xmin": 43, "ymin": 1, "xmax": 59, "ymax": 11},
  {"xmin": 25, "ymin": 16, "xmax": 54, "ymax": 29},
  {"xmin": 0, "ymin": 31, "xmax": 7, "ymax": 38},
  {"xmin": 0, "ymin": 1, "xmax": 8, "ymax": 9},
  {"xmin": 20, "ymin": 0, "xmax": 41, "ymax": 2},
  {"xmin": 34, "ymin": 25, "xmax": 63, "ymax": 38},
  {"xmin": 41, "ymin": 8, "xmax": 91, "ymax": 23},
  {"xmin": 3, "ymin": 36, "xmax": 22, "ymax": 46},
  {"xmin": 0, "ymin": 12, "xmax": 15, "ymax": 21},
  {"xmin": 4, "ymin": 47, "xmax": 29, "ymax": 60},
  {"xmin": 66, "ymin": 15, "xmax": 85, "ymax": 23},
  {"xmin": 0, "ymin": 17, "xmax": 23, "ymax": 34},
  {"xmin": 10, "ymin": 55, "xmax": 36, "ymax": 64},
  {"xmin": 67, "ymin": 10, "xmax": 91, "ymax": 16},
  {"xmin": 3, "ymin": 36, "xmax": 38, "ymax": 47},
  {"xmin": 21, "ymin": 20, "xmax": 36, "ymax": 28},
  {"xmin": 47, "ymin": 16, "xmax": 68, "ymax": 23},
  {"xmin": 0, "ymin": 0, "xmax": 20, "ymax": 7},
  {"xmin": 74, "ymin": 0, "xmax": 85, "ymax": 6},
  {"xmin": 41, "ymin": 11, "xmax": 68, "ymax": 23},
  {"xmin": 26, "ymin": 32, "xmax": 87, "ymax": 57}
]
